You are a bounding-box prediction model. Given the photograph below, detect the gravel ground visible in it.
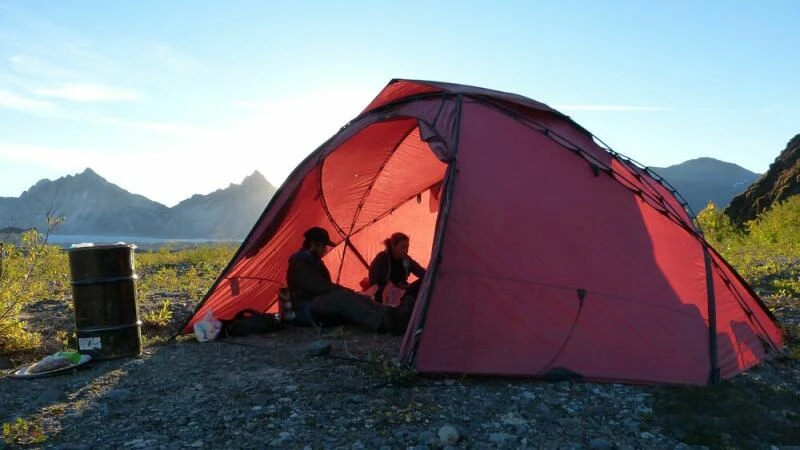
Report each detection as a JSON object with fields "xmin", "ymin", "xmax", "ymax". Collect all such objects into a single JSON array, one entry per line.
[
  {"xmin": 1, "ymin": 296, "xmax": 798, "ymax": 449},
  {"xmin": 0, "ymin": 328, "xmax": 689, "ymax": 450}
]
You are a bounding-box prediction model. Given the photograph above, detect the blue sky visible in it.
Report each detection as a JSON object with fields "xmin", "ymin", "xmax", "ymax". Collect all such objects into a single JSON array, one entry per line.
[{"xmin": 1, "ymin": 1, "xmax": 798, "ymax": 206}]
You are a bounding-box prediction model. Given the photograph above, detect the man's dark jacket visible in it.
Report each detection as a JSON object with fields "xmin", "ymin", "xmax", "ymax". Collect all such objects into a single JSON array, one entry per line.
[{"xmin": 287, "ymin": 250, "xmax": 347, "ymax": 302}]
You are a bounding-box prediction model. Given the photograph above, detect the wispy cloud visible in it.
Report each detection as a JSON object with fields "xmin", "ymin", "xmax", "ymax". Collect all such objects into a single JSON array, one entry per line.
[
  {"xmin": 0, "ymin": 141, "xmax": 110, "ymax": 172},
  {"xmin": 148, "ymin": 42, "xmax": 204, "ymax": 74},
  {"xmin": 0, "ymin": 7, "xmax": 197, "ymax": 109},
  {"xmin": 33, "ymin": 84, "xmax": 139, "ymax": 102},
  {"xmin": 0, "ymin": 88, "xmax": 201, "ymax": 138},
  {"xmin": 553, "ymin": 104, "xmax": 676, "ymax": 112},
  {"xmin": 232, "ymin": 100, "xmax": 270, "ymax": 110},
  {"xmin": 8, "ymin": 55, "xmax": 82, "ymax": 80},
  {"xmin": 697, "ymin": 106, "xmax": 738, "ymax": 112},
  {"xmin": 0, "ymin": 89, "xmax": 54, "ymax": 112},
  {"xmin": 94, "ymin": 117, "xmax": 208, "ymax": 137}
]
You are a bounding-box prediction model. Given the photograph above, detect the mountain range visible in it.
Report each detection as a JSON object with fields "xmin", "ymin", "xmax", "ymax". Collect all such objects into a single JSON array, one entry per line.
[
  {"xmin": 0, "ymin": 155, "xmax": 772, "ymax": 240},
  {"xmin": 0, "ymin": 169, "xmax": 276, "ymax": 240}
]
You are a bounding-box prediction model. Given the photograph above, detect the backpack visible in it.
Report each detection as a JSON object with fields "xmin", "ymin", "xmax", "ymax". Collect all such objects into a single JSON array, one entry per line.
[{"xmin": 222, "ymin": 309, "xmax": 283, "ymax": 337}]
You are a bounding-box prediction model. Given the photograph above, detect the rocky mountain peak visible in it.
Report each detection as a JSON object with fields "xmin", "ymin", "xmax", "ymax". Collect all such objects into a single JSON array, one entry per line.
[{"xmin": 2, "ymin": 168, "xmax": 276, "ymax": 239}]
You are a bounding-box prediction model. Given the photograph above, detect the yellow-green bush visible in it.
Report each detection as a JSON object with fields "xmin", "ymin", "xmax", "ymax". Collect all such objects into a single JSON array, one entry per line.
[
  {"xmin": 695, "ymin": 201, "xmax": 743, "ymax": 252},
  {"xmin": 0, "ymin": 231, "xmax": 69, "ymax": 354},
  {"xmin": 142, "ymin": 299, "xmax": 173, "ymax": 327},
  {"xmin": 135, "ymin": 244, "xmax": 237, "ymax": 301},
  {"xmin": 698, "ymin": 197, "xmax": 800, "ymax": 295}
]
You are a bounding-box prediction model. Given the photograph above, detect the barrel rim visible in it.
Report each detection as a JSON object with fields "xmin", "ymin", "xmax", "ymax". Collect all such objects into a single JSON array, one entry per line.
[{"xmin": 68, "ymin": 243, "xmax": 137, "ymax": 252}]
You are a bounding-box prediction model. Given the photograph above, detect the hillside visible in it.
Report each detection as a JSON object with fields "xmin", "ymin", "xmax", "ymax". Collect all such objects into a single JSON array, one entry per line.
[
  {"xmin": 649, "ymin": 157, "xmax": 760, "ymax": 214},
  {"xmin": 725, "ymin": 133, "xmax": 800, "ymax": 225}
]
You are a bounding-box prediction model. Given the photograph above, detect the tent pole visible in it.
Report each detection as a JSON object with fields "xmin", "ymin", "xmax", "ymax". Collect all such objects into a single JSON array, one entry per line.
[{"xmin": 703, "ymin": 245, "xmax": 721, "ymax": 385}]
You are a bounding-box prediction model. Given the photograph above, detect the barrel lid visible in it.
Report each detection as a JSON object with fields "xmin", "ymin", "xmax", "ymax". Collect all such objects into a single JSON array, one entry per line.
[{"xmin": 68, "ymin": 242, "xmax": 137, "ymax": 252}]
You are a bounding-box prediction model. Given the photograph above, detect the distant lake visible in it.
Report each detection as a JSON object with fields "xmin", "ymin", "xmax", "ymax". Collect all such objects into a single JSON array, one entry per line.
[{"xmin": 48, "ymin": 234, "xmax": 241, "ymax": 250}]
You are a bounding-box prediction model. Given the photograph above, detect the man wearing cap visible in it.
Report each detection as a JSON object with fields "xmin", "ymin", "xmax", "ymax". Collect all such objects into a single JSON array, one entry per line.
[{"xmin": 285, "ymin": 226, "xmax": 407, "ymax": 335}]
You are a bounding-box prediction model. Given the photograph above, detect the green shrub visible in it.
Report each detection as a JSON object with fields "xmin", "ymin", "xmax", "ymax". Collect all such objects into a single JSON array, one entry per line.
[
  {"xmin": 2, "ymin": 417, "xmax": 47, "ymax": 445},
  {"xmin": 697, "ymin": 198, "xmax": 800, "ymax": 294},
  {"xmin": 142, "ymin": 299, "xmax": 173, "ymax": 327},
  {"xmin": 0, "ymin": 230, "xmax": 68, "ymax": 354},
  {"xmin": 696, "ymin": 201, "xmax": 743, "ymax": 252}
]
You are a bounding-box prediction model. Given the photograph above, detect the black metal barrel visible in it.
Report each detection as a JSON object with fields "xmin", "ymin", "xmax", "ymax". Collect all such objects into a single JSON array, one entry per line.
[{"xmin": 68, "ymin": 244, "xmax": 142, "ymax": 360}]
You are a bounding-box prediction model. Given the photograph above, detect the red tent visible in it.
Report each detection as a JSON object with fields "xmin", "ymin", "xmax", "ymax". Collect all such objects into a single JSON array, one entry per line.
[{"xmin": 182, "ymin": 79, "xmax": 783, "ymax": 385}]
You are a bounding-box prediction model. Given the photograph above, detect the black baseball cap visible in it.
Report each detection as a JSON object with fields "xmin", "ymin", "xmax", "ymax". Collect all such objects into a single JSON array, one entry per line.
[{"xmin": 303, "ymin": 227, "xmax": 335, "ymax": 247}]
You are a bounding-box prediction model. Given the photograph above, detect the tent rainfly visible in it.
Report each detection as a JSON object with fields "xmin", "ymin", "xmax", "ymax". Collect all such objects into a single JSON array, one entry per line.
[{"xmin": 181, "ymin": 79, "xmax": 783, "ymax": 385}]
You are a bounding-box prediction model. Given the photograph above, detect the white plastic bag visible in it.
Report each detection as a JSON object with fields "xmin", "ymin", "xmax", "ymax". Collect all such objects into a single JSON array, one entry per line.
[{"xmin": 193, "ymin": 310, "xmax": 221, "ymax": 342}]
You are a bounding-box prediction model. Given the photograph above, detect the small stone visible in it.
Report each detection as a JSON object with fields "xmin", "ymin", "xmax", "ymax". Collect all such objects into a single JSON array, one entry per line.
[
  {"xmin": 123, "ymin": 358, "xmax": 145, "ymax": 368},
  {"xmin": 189, "ymin": 440, "xmax": 203, "ymax": 448},
  {"xmin": 438, "ymin": 425, "xmax": 460, "ymax": 444},
  {"xmin": 418, "ymin": 430, "xmax": 437, "ymax": 443},
  {"xmin": 566, "ymin": 427, "xmax": 583, "ymax": 438},
  {"xmin": 589, "ymin": 438, "xmax": 613, "ymax": 450},
  {"xmin": 640, "ymin": 431, "xmax": 655, "ymax": 439},
  {"xmin": 489, "ymin": 432, "xmax": 515, "ymax": 443},
  {"xmin": 279, "ymin": 431, "xmax": 294, "ymax": 441},
  {"xmin": 308, "ymin": 340, "xmax": 331, "ymax": 356},
  {"xmin": 251, "ymin": 406, "xmax": 262, "ymax": 411},
  {"xmin": 39, "ymin": 387, "xmax": 66, "ymax": 403},
  {"xmin": 106, "ymin": 388, "xmax": 132, "ymax": 402},
  {"xmin": 85, "ymin": 402, "xmax": 101, "ymax": 412},
  {"xmin": 348, "ymin": 394, "xmax": 366, "ymax": 404},
  {"xmin": 624, "ymin": 419, "xmax": 641, "ymax": 433}
]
